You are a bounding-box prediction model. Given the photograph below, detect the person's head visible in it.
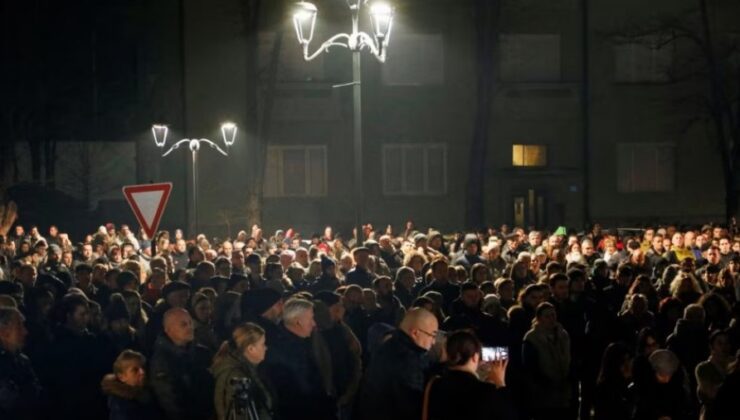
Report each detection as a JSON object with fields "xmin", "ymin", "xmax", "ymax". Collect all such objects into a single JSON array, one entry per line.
[
  {"xmin": 637, "ymin": 327, "xmax": 660, "ymax": 357},
  {"xmin": 61, "ymin": 294, "xmax": 90, "ymax": 332},
  {"xmin": 163, "ymin": 281, "xmax": 191, "ymax": 308},
  {"xmin": 683, "ymin": 303, "xmax": 706, "ymax": 325},
  {"xmin": 163, "ymin": 308, "xmax": 194, "ymax": 346},
  {"xmin": 314, "ymin": 291, "xmax": 345, "ymax": 323},
  {"xmin": 460, "ymin": 283, "xmax": 482, "ymax": 309},
  {"xmin": 494, "ymin": 278, "xmax": 514, "ymax": 300},
  {"xmin": 113, "ymin": 350, "xmax": 146, "ymax": 387},
  {"xmin": 353, "ymin": 248, "xmax": 370, "ymax": 269},
  {"xmin": 373, "ymin": 276, "xmax": 394, "ymax": 297},
  {"xmin": 719, "ymin": 237, "xmax": 732, "ymax": 254},
  {"xmin": 519, "ymin": 284, "xmax": 546, "ymax": 310},
  {"xmin": 649, "ymin": 349, "xmax": 680, "ymax": 384},
  {"xmin": 282, "ymin": 298, "xmax": 315, "ymax": 338},
  {"xmin": 709, "ymin": 330, "xmax": 731, "ymax": 358},
  {"xmin": 227, "ymin": 322, "xmax": 267, "ymax": 365},
  {"xmin": 651, "ymin": 234, "xmax": 663, "ymax": 252},
  {"xmin": 191, "ymin": 292, "xmax": 214, "ymax": 323},
  {"xmin": 395, "ymin": 266, "xmax": 416, "ymax": 290},
  {"xmin": 0, "ymin": 306, "xmax": 27, "ymax": 353},
  {"xmin": 343, "ymin": 285, "xmax": 364, "ymax": 310},
  {"xmin": 534, "ymin": 302, "xmax": 557, "ymax": 329},
  {"xmin": 73, "ymin": 263, "xmax": 93, "ymax": 288},
  {"xmin": 445, "ymin": 330, "xmax": 482, "ymax": 370},
  {"xmin": 399, "ymin": 307, "xmax": 439, "ymax": 351},
  {"xmin": 431, "ymin": 259, "xmax": 449, "ymax": 282},
  {"xmin": 549, "ymin": 273, "xmax": 569, "ymax": 302},
  {"xmin": 598, "ymin": 342, "xmax": 633, "ymax": 384}
]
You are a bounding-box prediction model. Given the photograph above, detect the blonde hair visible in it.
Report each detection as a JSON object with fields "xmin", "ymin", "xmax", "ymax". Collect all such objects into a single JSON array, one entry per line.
[
  {"xmin": 213, "ymin": 322, "xmax": 265, "ymax": 365},
  {"xmin": 113, "ymin": 349, "xmax": 145, "ymax": 375}
]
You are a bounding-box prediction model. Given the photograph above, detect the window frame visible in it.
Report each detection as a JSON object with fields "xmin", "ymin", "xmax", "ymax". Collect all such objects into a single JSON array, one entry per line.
[
  {"xmin": 616, "ymin": 142, "xmax": 675, "ymax": 193},
  {"xmin": 382, "ymin": 143, "xmax": 448, "ymax": 196},
  {"xmin": 264, "ymin": 145, "xmax": 328, "ymax": 198}
]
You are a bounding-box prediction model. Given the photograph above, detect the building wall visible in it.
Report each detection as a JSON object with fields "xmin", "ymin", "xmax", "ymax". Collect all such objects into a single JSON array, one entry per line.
[{"xmin": 173, "ymin": 0, "xmax": 736, "ymax": 236}]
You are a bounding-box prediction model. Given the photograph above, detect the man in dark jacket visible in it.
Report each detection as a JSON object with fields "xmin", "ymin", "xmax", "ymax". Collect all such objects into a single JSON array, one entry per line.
[
  {"xmin": 357, "ymin": 307, "xmax": 438, "ymax": 420},
  {"xmin": 262, "ymin": 298, "xmax": 336, "ymax": 419},
  {"xmin": 346, "ymin": 247, "xmax": 376, "ymax": 289},
  {"xmin": 0, "ymin": 306, "xmax": 41, "ymax": 420},
  {"xmin": 454, "ymin": 234, "xmax": 484, "ymax": 272},
  {"xmin": 149, "ymin": 308, "xmax": 214, "ymax": 420},
  {"xmin": 419, "ymin": 259, "xmax": 461, "ymax": 313},
  {"xmin": 241, "ymin": 287, "xmax": 284, "ymax": 346}
]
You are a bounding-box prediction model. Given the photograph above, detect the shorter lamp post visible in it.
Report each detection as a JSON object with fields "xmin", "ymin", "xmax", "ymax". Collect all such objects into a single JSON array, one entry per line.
[
  {"xmin": 151, "ymin": 122, "xmax": 238, "ymax": 235},
  {"xmin": 292, "ymin": 0, "xmax": 394, "ymax": 244}
]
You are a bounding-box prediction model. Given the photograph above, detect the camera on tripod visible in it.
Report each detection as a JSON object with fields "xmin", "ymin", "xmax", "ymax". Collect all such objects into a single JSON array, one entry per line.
[
  {"xmin": 230, "ymin": 376, "xmax": 252, "ymax": 391},
  {"xmin": 229, "ymin": 377, "xmax": 258, "ymax": 419}
]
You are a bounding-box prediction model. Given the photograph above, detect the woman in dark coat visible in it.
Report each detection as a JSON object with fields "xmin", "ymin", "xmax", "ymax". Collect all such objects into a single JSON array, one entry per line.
[
  {"xmin": 426, "ymin": 330, "xmax": 513, "ymax": 420},
  {"xmin": 101, "ymin": 350, "xmax": 159, "ymax": 420},
  {"xmin": 593, "ymin": 342, "xmax": 635, "ymax": 420},
  {"xmin": 211, "ymin": 322, "xmax": 274, "ymax": 420}
]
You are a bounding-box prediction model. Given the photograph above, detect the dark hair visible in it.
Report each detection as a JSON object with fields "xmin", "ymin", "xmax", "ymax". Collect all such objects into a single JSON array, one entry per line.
[
  {"xmin": 116, "ymin": 270, "xmax": 138, "ymax": 290},
  {"xmin": 445, "ymin": 330, "xmax": 482, "ymax": 367},
  {"xmin": 74, "ymin": 263, "xmax": 93, "ymax": 274},
  {"xmin": 59, "ymin": 293, "xmax": 89, "ymax": 323},
  {"xmin": 597, "ymin": 342, "xmax": 632, "ymax": 384},
  {"xmin": 636, "ymin": 327, "xmax": 660, "ymax": 354},
  {"xmin": 708, "ymin": 329, "xmax": 729, "ymax": 347},
  {"xmin": 548, "ymin": 273, "xmax": 569, "ymax": 288}
]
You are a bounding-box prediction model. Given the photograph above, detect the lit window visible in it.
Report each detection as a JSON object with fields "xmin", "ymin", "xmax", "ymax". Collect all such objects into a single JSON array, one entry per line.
[
  {"xmin": 264, "ymin": 145, "xmax": 327, "ymax": 197},
  {"xmin": 512, "ymin": 145, "xmax": 547, "ymax": 167}
]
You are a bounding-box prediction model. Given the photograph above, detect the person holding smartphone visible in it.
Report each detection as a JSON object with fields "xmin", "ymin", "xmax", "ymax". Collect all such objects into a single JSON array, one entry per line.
[{"xmin": 424, "ymin": 330, "xmax": 513, "ymax": 420}]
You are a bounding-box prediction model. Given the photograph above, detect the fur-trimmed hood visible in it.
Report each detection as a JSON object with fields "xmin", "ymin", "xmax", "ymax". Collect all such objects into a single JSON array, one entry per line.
[{"xmin": 100, "ymin": 374, "xmax": 152, "ymax": 402}]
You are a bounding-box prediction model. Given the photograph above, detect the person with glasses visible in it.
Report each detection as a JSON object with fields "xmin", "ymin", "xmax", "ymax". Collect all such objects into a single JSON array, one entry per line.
[{"xmin": 357, "ymin": 308, "xmax": 439, "ymax": 420}]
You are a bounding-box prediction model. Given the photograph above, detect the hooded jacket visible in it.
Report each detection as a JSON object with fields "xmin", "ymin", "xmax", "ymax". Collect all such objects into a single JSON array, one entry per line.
[{"xmin": 100, "ymin": 374, "xmax": 159, "ymax": 420}]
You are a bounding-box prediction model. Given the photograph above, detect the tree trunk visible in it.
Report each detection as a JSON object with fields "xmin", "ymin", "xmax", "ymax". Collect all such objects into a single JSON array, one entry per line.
[{"xmin": 465, "ymin": 0, "xmax": 498, "ymax": 229}]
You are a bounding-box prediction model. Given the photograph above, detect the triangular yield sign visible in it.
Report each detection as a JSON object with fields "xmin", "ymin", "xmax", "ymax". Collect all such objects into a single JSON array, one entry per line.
[{"xmin": 122, "ymin": 183, "xmax": 173, "ymax": 239}]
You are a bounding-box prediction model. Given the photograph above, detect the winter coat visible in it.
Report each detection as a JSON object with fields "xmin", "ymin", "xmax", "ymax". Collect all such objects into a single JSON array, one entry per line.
[
  {"xmin": 357, "ymin": 329, "xmax": 429, "ymax": 420},
  {"xmin": 261, "ymin": 326, "xmax": 336, "ymax": 419},
  {"xmin": 0, "ymin": 348, "xmax": 42, "ymax": 420},
  {"xmin": 593, "ymin": 377, "xmax": 635, "ymax": 420},
  {"xmin": 427, "ymin": 370, "xmax": 513, "ymax": 420},
  {"xmin": 667, "ymin": 319, "xmax": 709, "ymax": 376},
  {"xmin": 149, "ymin": 335, "xmax": 215, "ymax": 420},
  {"xmin": 100, "ymin": 374, "xmax": 159, "ymax": 420},
  {"xmin": 45, "ymin": 327, "xmax": 112, "ymax": 420},
  {"xmin": 419, "ymin": 280, "xmax": 461, "ymax": 313},
  {"xmin": 345, "ymin": 267, "xmax": 376, "ymax": 289},
  {"xmin": 522, "ymin": 323, "xmax": 572, "ymax": 411},
  {"xmin": 634, "ymin": 369, "xmax": 693, "ymax": 420},
  {"xmin": 211, "ymin": 349, "xmax": 273, "ymax": 420}
]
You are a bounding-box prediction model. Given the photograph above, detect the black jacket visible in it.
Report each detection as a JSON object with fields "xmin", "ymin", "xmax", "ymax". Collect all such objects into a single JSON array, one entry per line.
[
  {"xmin": 101, "ymin": 374, "xmax": 160, "ymax": 420},
  {"xmin": 261, "ymin": 326, "xmax": 336, "ymax": 419},
  {"xmin": 427, "ymin": 370, "xmax": 513, "ymax": 420},
  {"xmin": 346, "ymin": 267, "xmax": 376, "ymax": 289},
  {"xmin": 149, "ymin": 336, "xmax": 215, "ymax": 420},
  {"xmin": 0, "ymin": 348, "xmax": 42, "ymax": 420},
  {"xmin": 357, "ymin": 329, "xmax": 429, "ymax": 420}
]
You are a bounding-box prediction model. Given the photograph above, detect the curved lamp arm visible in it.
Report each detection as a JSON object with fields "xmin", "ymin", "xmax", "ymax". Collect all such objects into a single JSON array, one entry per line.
[
  {"xmin": 356, "ymin": 31, "xmax": 386, "ymax": 62},
  {"xmin": 302, "ymin": 33, "xmax": 352, "ymax": 61},
  {"xmin": 198, "ymin": 139, "xmax": 229, "ymax": 157},
  {"xmin": 161, "ymin": 139, "xmax": 191, "ymax": 157}
]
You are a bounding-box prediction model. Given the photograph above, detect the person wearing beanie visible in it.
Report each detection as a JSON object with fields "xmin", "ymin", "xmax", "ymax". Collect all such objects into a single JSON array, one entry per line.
[
  {"xmin": 454, "ymin": 234, "xmax": 484, "ymax": 272},
  {"xmin": 313, "ymin": 291, "xmax": 362, "ymax": 417},
  {"xmin": 241, "ymin": 288, "xmax": 284, "ymax": 346},
  {"xmin": 311, "ymin": 255, "xmax": 341, "ymax": 294},
  {"xmin": 104, "ymin": 293, "xmax": 139, "ymax": 354},
  {"xmin": 145, "ymin": 281, "xmax": 191, "ymax": 353}
]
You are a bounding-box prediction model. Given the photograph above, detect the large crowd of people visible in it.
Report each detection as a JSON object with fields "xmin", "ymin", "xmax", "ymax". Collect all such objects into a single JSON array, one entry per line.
[{"xmin": 1, "ymin": 220, "xmax": 740, "ymax": 420}]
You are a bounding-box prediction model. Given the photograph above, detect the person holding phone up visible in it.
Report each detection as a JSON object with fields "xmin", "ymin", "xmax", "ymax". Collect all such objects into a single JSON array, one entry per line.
[{"xmin": 423, "ymin": 330, "xmax": 514, "ymax": 420}]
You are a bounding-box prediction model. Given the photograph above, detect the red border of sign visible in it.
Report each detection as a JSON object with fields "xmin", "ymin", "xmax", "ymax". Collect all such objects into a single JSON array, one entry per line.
[{"xmin": 122, "ymin": 183, "xmax": 172, "ymax": 239}]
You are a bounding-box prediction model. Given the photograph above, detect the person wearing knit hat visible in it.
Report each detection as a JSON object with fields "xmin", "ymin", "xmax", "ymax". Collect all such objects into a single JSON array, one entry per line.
[
  {"xmin": 240, "ymin": 288, "xmax": 284, "ymax": 346},
  {"xmin": 313, "ymin": 290, "xmax": 362, "ymax": 415},
  {"xmin": 311, "ymin": 255, "xmax": 341, "ymax": 294},
  {"xmin": 161, "ymin": 281, "xmax": 191, "ymax": 309}
]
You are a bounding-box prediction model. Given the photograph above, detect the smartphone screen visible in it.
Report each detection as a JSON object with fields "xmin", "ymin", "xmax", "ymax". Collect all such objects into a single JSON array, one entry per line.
[{"xmin": 482, "ymin": 346, "xmax": 509, "ymax": 362}]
